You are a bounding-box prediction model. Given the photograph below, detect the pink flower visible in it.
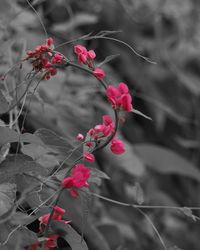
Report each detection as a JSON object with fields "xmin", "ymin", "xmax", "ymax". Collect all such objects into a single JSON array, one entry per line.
[
  {"xmin": 39, "ymin": 206, "xmax": 69, "ymax": 226},
  {"xmin": 78, "ymin": 53, "xmax": 87, "ymax": 64},
  {"xmin": 110, "ymin": 138, "xmax": 125, "ymax": 154},
  {"xmin": 62, "ymin": 164, "xmax": 90, "ymax": 197},
  {"xmin": 118, "ymin": 82, "xmax": 129, "ymax": 94},
  {"xmin": 94, "ymin": 124, "xmax": 105, "ymax": 133},
  {"xmin": 93, "ymin": 68, "xmax": 105, "ymax": 80},
  {"xmin": 83, "ymin": 152, "xmax": 95, "ymax": 162},
  {"xmin": 30, "ymin": 235, "xmax": 59, "ymax": 250},
  {"xmin": 51, "ymin": 53, "xmax": 63, "ymax": 64},
  {"xmin": 121, "ymin": 94, "xmax": 132, "ymax": 112},
  {"xmin": 74, "ymin": 45, "xmax": 88, "ymax": 64},
  {"xmin": 106, "ymin": 83, "xmax": 133, "ymax": 112},
  {"xmin": 71, "ymin": 164, "xmax": 90, "ymax": 188},
  {"xmin": 76, "ymin": 133, "xmax": 84, "ymax": 141},
  {"xmin": 102, "ymin": 115, "xmax": 113, "ymax": 126},
  {"xmin": 45, "ymin": 234, "xmax": 59, "ymax": 249},
  {"xmin": 74, "ymin": 45, "xmax": 96, "ymax": 65},
  {"xmin": 74, "ymin": 45, "xmax": 87, "ymax": 54}
]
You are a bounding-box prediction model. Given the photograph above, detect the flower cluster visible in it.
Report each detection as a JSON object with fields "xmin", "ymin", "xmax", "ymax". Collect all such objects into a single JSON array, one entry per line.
[
  {"xmin": 62, "ymin": 164, "xmax": 90, "ymax": 197},
  {"xmin": 26, "ymin": 42, "xmax": 134, "ymax": 250},
  {"xmin": 30, "ymin": 206, "xmax": 69, "ymax": 250},
  {"xmin": 25, "ymin": 37, "xmax": 64, "ymax": 80},
  {"xmin": 30, "ymin": 235, "xmax": 59, "ymax": 250},
  {"xmin": 77, "ymin": 115, "xmax": 125, "ymax": 155},
  {"xmin": 39, "ymin": 205, "xmax": 69, "ymax": 228},
  {"xmin": 106, "ymin": 82, "xmax": 133, "ymax": 112},
  {"xmin": 74, "ymin": 44, "xmax": 105, "ymax": 80}
]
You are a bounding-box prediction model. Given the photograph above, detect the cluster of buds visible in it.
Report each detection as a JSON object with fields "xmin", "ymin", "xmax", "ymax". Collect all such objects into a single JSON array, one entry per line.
[
  {"xmin": 25, "ymin": 37, "xmax": 64, "ymax": 80},
  {"xmin": 74, "ymin": 44, "xmax": 106, "ymax": 80},
  {"xmin": 77, "ymin": 115, "xmax": 125, "ymax": 155},
  {"xmin": 29, "ymin": 206, "xmax": 69, "ymax": 250}
]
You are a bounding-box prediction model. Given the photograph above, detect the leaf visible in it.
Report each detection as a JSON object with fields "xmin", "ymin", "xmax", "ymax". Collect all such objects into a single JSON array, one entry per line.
[
  {"xmin": 104, "ymin": 141, "xmax": 145, "ymax": 177},
  {"xmin": 132, "ymin": 182, "xmax": 144, "ymax": 205},
  {"xmin": 0, "ymin": 155, "xmax": 47, "ymax": 182},
  {"xmin": 34, "ymin": 128, "xmax": 76, "ymax": 161},
  {"xmin": 51, "ymin": 221, "xmax": 89, "ymax": 250},
  {"xmin": 89, "ymin": 167, "xmax": 110, "ymax": 186},
  {"xmin": 133, "ymin": 144, "xmax": 200, "ymax": 181},
  {"xmin": 131, "ymin": 108, "xmax": 152, "ymax": 120},
  {"xmin": 97, "ymin": 224, "xmax": 122, "ymax": 250},
  {"xmin": 11, "ymin": 212, "xmax": 37, "ymax": 225},
  {"xmin": 0, "ymin": 183, "xmax": 16, "ymax": 216},
  {"xmin": 97, "ymin": 54, "xmax": 120, "ymax": 67},
  {"xmin": 58, "ymin": 190, "xmax": 111, "ymax": 250},
  {"xmin": 0, "ymin": 90, "xmax": 9, "ymax": 114},
  {"xmin": 90, "ymin": 167, "xmax": 110, "ymax": 180},
  {"xmin": 8, "ymin": 227, "xmax": 37, "ymax": 247},
  {"xmin": 21, "ymin": 144, "xmax": 50, "ymax": 159},
  {"xmin": 0, "ymin": 127, "xmax": 44, "ymax": 147}
]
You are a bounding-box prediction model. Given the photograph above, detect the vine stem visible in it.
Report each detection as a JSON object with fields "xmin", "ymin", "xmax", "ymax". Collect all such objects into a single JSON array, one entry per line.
[
  {"xmin": 89, "ymin": 192, "xmax": 200, "ymax": 250},
  {"xmin": 42, "ymin": 187, "xmax": 64, "ymax": 248},
  {"xmin": 42, "ymin": 60, "xmax": 120, "ymax": 249},
  {"xmin": 90, "ymin": 192, "xmax": 200, "ymax": 211}
]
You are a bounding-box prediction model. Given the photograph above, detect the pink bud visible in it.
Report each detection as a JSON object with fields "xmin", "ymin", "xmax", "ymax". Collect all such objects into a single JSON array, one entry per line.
[
  {"xmin": 118, "ymin": 82, "xmax": 129, "ymax": 94},
  {"xmin": 46, "ymin": 37, "xmax": 54, "ymax": 47},
  {"xmin": 110, "ymin": 138, "xmax": 125, "ymax": 155},
  {"xmin": 76, "ymin": 133, "xmax": 84, "ymax": 141},
  {"xmin": 74, "ymin": 44, "xmax": 87, "ymax": 54},
  {"xmin": 86, "ymin": 141, "xmax": 93, "ymax": 148},
  {"xmin": 87, "ymin": 50, "xmax": 96, "ymax": 59},
  {"xmin": 83, "ymin": 152, "xmax": 95, "ymax": 162},
  {"xmin": 93, "ymin": 68, "xmax": 106, "ymax": 80},
  {"xmin": 121, "ymin": 94, "xmax": 132, "ymax": 112},
  {"xmin": 70, "ymin": 189, "xmax": 79, "ymax": 197},
  {"xmin": 102, "ymin": 115, "xmax": 113, "ymax": 126},
  {"xmin": 78, "ymin": 53, "xmax": 87, "ymax": 64},
  {"xmin": 88, "ymin": 128, "xmax": 95, "ymax": 136}
]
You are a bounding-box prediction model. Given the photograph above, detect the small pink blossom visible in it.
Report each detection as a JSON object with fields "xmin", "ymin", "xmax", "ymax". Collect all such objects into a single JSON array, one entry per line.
[
  {"xmin": 121, "ymin": 94, "xmax": 132, "ymax": 112},
  {"xmin": 78, "ymin": 53, "xmax": 87, "ymax": 64},
  {"xmin": 51, "ymin": 53, "xmax": 63, "ymax": 64},
  {"xmin": 45, "ymin": 234, "xmax": 59, "ymax": 249},
  {"xmin": 39, "ymin": 206, "xmax": 69, "ymax": 226},
  {"xmin": 88, "ymin": 128, "xmax": 95, "ymax": 136},
  {"xmin": 110, "ymin": 138, "xmax": 125, "ymax": 155},
  {"xmin": 93, "ymin": 68, "xmax": 106, "ymax": 80},
  {"xmin": 86, "ymin": 141, "xmax": 93, "ymax": 148},
  {"xmin": 83, "ymin": 152, "xmax": 95, "ymax": 162},
  {"xmin": 87, "ymin": 50, "xmax": 96, "ymax": 59},
  {"xmin": 76, "ymin": 133, "xmax": 84, "ymax": 141},
  {"xmin": 74, "ymin": 45, "xmax": 87, "ymax": 54},
  {"xmin": 46, "ymin": 37, "xmax": 54, "ymax": 47}
]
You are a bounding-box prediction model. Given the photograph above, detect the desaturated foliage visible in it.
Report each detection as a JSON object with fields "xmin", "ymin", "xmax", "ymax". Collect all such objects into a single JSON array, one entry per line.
[{"xmin": 0, "ymin": 0, "xmax": 200, "ymax": 250}]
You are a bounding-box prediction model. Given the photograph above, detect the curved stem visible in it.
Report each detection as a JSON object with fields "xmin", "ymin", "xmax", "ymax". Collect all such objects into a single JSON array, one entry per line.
[
  {"xmin": 42, "ymin": 60, "xmax": 119, "ymax": 249},
  {"xmin": 42, "ymin": 187, "xmax": 64, "ymax": 247},
  {"xmin": 66, "ymin": 61, "xmax": 119, "ymax": 150}
]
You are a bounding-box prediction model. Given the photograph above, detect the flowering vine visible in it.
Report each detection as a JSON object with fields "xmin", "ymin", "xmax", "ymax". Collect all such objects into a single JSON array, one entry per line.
[{"xmin": 22, "ymin": 38, "xmax": 134, "ymax": 250}]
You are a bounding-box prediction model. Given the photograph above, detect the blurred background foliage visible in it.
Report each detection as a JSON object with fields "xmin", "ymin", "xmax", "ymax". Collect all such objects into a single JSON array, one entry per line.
[{"xmin": 1, "ymin": 0, "xmax": 200, "ymax": 249}]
